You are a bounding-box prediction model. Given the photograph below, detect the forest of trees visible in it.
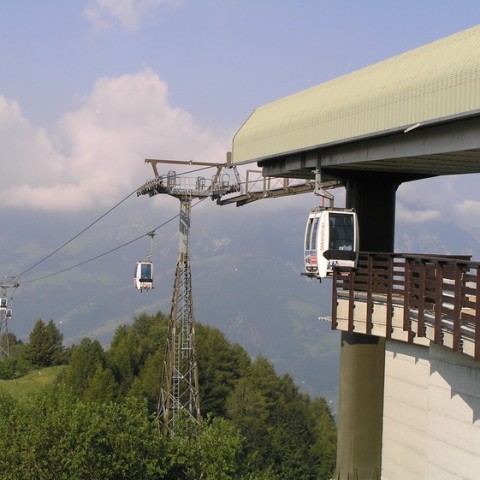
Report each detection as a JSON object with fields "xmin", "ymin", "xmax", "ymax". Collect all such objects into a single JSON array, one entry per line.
[{"xmin": 0, "ymin": 313, "xmax": 336, "ymax": 479}]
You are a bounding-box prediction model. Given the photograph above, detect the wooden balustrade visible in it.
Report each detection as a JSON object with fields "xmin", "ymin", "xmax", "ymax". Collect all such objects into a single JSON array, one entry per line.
[{"xmin": 332, "ymin": 253, "xmax": 480, "ymax": 360}]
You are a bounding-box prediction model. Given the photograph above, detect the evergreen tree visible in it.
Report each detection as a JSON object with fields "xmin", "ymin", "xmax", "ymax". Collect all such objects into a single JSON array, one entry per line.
[
  {"xmin": 130, "ymin": 350, "xmax": 163, "ymax": 412},
  {"xmin": 226, "ymin": 356, "xmax": 337, "ymax": 479},
  {"xmin": 45, "ymin": 319, "xmax": 64, "ymax": 364},
  {"xmin": 62, "ymin": 337, "xmax": 107, "ymax": 398},
  {"xmin": 106, "ymin": 325, "xmax": 140, "ymax": 393},
  {"xmin": 22, "ymin": 319, "xmax": 62, "ymax": 368},
  {"xmin": 84, "ymin": 365, "xmax": 117, "ymax": 403},
  {"xmin": 106, "ymin": 312, "xmax": 169, "ymax": 396},
  {"xmin": 226, "ymin": 356, "xmax": 279, "ymax": 473},
  {"xmin": 307, "ymin": 397, "xmax": 337, "ymax": 479},
  {"xmin": 196, "ymin": 324, "xmax": 251, "ymax": 417}
]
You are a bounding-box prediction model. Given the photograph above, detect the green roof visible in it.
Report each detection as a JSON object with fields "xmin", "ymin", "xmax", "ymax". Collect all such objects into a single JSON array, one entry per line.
[{"xmin": 232, "ymin": 25, "xmax": 480, "ymax": 165}]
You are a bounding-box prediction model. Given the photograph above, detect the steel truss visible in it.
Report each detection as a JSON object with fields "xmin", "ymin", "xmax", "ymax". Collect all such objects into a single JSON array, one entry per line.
[
  {"xmin": 0, "ymin": 281, "xmax": 18, "ymax": 361},
  {"xmin": 137, "ymin": 158, "xmax": 240, "ymax": 435},
  {"xmin": 0, "ymin": 310, "xmax": 9, "ymax": 360},
  {"xmin": 158, "ymin": 198, "xmax": 201, "ymax": 432}
]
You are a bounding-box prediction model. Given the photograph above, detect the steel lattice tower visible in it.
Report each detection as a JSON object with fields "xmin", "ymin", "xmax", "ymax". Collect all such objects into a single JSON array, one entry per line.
[
  {"xmin": 158, "ymin": 198, "xmax": 201, "ymax": 431},
  {"xmin": 136, "ymin": 158, "xmax": 240, "ymax": 434},
  {"xmin": 0, "ymin": 309, "xmax": 9, "ymax": 360},
  {"xmin": 0, "ymin": 281, "xmax": 18, "ymax": 361}
]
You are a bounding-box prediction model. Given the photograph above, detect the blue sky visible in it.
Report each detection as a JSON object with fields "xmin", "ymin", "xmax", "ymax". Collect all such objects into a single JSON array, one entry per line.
[
  {"xmin": 1, "ymin": 2, "xmax": 480, "ymax": 239},
  {"xmin": 3, "ymin": 1, "xmax": 479, "ymax": 130}
]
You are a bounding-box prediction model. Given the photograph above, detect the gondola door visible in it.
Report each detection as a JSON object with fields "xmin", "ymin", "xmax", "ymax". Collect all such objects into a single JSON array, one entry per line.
[{"xmin": 304, "ymin": 212, "xmax": 320, "ymax": 276}]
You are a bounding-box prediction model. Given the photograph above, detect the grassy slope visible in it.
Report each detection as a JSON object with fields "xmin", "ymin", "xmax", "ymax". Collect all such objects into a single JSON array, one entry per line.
[{"xmin": 0, "ymin": 365, "xmax": 64, "ymax": 398}]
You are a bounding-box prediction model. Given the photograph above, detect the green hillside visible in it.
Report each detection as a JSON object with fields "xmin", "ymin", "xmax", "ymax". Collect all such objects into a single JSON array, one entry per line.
[
  {"xmin": 0, "ymin": 313, "xmax": 337, "ymax": 479},
  {"xmin": 0, "ymin": 365, "xmax": 64, "ymax": 398}
]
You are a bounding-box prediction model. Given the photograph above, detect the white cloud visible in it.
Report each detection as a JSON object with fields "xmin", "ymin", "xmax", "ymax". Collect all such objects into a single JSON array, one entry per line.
[
  {"xmin": 0, "ymin": 96, "xmax": 67, "ymax": 186},
  {"xmin": 454, "ymin": 199, "xmax": 480, "ymax": 233},
  {"xmin": 455, "ymin": 199, "xmax": 480, "ymax": 217},
  {"xmin": 84, "ymin": 0, "xmax": 178, "ymax": 32},
  {"xmin": 397, "ymin": 177, "xmax": 457, "ymax": 212},
  {"xmin": 396, "ymin": 202, "xmax": 440, "ymax": 224},
  {"xmin": 397, "ymin": 174, "xmax": 480, "ymax": 233},
  {"xmin": 0, "ymin": 69, "xmax": 228, "ymax": 212}
]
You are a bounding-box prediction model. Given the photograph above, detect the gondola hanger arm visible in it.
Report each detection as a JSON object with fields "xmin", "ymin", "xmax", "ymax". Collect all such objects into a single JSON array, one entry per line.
[{"xmin": 314, "ymin": 169, "xmax": 334, "ymax": 208}]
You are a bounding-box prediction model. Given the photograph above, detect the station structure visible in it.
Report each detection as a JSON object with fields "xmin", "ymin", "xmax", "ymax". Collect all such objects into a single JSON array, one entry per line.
[{"xmin": 228, "ymin": 25, "xmax": 480, "ymax": 480}]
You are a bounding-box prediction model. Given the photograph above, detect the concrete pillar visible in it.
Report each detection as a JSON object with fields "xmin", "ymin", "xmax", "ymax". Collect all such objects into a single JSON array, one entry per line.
[
  {"xmin": 346, "ymin": 175, "xmax": 397, "ymax": 252},
  {"xmin": 335, "ymin": 333, "xmax": 386, "ymax": 479},
  {"xmin": 334, "ymin": 175, "xmax": 398, "ymax": 479}
]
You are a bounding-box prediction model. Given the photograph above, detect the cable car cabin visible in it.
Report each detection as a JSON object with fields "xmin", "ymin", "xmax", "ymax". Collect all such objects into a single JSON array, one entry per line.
[
  {"xmin": 5, "ymin": 309, "xmax": 12, "ymax": 320},
  {"xmin": 134, "ymin": 261, "xmax": 153, "ymax": 291},
  {"xmin": 304, "ymin": 208, "xmax": 359, "ymax": 279},
  {"xmin": 0, "ymin": 298, "xmax": 7, "ymax": 310}
]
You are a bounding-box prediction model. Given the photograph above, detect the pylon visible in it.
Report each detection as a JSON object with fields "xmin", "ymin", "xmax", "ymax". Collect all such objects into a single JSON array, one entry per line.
[{"xmin": 158, "ymin": 198, "xmax": 201, "ymax": 433}]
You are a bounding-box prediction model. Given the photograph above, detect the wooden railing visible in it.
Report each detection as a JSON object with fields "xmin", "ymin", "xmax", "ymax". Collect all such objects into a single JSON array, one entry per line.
[{"xmin": 332, "ymin": 253, "xmax": 480, "ymax": 360}]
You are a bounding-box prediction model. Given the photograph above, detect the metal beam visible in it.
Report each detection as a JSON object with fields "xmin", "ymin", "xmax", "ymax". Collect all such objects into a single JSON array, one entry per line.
[{"xmin": 259, "ymin": 115, "xmax": 480, "ymax": 182}]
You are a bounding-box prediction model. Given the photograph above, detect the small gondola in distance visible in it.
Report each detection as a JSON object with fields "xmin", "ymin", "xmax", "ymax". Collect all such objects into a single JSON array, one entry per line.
[{"xmin": 134, "ymin": 260, "xmax": 154, "ymax": 291}]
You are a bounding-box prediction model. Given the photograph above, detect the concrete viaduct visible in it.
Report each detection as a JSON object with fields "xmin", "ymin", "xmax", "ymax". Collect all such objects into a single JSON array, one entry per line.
[{"xmin": 229, "ymin": 25, "xmax": 480, "ymax": 479}]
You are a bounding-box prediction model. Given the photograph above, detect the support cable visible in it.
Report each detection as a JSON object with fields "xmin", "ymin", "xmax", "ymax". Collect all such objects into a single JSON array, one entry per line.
[
  {"xmin": 15, "ymin": 167, "xmax": 214, "ymax": 281},
  {"xmin": 16, "ymin": 190, "xmax": 137, "ymax": 279},
  {"xmin": 20, "ymin": 198, "xmax": 207, "ymax": 285}
]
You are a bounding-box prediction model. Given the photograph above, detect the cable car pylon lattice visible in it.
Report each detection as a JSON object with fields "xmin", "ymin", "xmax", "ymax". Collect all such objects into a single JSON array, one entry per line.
[
  {"xmin": 0, "ymin": 279, "xmax": 19, "ymax": 360},
  {"xmin": 136, "ymin": 157, "xmax": 240, "ymax": 435},
  {"xmin": 159, "ymin": 198, "xmax": 200, "ymax": 431}
]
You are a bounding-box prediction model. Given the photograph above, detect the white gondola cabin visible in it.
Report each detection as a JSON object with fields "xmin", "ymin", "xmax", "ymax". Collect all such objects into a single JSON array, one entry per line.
[
  {"xmin": 134, "ymin": 261, "xmax": 154, "ymax": 291},
  {"xmin": 304, "ymin": 207, "xmax": 359, "ymax": 279},
  {"xmin": 0, "ymin": 298, "xmax": 7, "ymax": 310}
]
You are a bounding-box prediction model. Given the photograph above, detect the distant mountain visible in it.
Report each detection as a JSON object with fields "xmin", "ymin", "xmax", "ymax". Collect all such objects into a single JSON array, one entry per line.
[
  {"xmin": 395, "ymin": 218, "xmax": 480, "ymax": 259},
  {"xmin": 2, "ymin": 196, "xmax": 480, "ymax": 405},
  {"xmin": 1, "ymin": 199, "xmax": 339, "ymax": 401}
]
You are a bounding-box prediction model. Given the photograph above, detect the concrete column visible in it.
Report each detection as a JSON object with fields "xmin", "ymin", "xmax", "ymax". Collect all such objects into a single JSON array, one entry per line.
[
  {"xmin": 335, "ymin": 333, "xmax": 386, "ymax": 479},
  {"xmin": 334, "ymin": 175, "xmax": 398, "ymax": 479},
  {"xmin": 346, "ymin": 175, "xmax": 397, "ymax": 252}
]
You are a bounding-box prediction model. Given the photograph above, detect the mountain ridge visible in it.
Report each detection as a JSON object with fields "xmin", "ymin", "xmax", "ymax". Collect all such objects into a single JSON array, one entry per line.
[{"xmin": 3, "ymin": 198, "xmax": 480, "ymax": 403}]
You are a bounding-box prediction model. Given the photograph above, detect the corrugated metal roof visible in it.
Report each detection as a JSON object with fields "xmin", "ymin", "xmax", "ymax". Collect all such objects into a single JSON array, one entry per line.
[{"xmin": 232, "ymin": 25, "xmax": 480, "ymax": 165}]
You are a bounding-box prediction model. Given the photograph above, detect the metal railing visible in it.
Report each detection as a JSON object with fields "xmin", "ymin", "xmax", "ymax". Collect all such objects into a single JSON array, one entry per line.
[{"xmin": 332, "ymin": 252, "xmax": 480, "ymax": 360}]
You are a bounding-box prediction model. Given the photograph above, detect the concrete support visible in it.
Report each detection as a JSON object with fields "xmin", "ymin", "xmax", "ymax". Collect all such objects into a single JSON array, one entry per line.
[
  {"xmin": 334, "ymin": 175, "xmax": 399, "ymax": 479},
  {"xmin": 345, "ymin": 175, "xmax": 397, "ymax": 252},
  {"xmin": 336, "ymin": 333, "xmax": 386, "ymax": 479}
]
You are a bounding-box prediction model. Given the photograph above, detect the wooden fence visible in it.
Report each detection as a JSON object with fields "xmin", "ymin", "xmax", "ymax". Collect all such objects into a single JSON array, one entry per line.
[{"xmin": 332, "ymin": 253, "xmax": 480, "ymax": 360}]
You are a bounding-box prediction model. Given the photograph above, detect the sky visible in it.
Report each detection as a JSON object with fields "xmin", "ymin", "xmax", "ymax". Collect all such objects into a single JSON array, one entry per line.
[{"xmin": 1, "ymin": 2, "xmax": 480, "ymax": 284}]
